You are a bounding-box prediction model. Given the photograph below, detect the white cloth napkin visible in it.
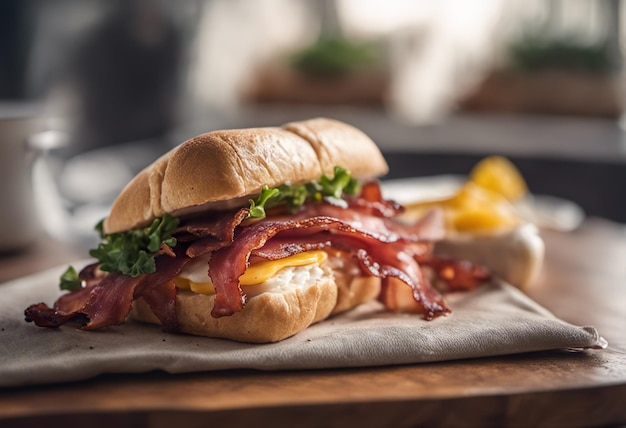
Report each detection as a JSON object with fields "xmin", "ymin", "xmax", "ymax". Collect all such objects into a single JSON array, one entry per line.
[{"xmin": 0, "ymin": 263, "xmax": 603, "ymax": 387}]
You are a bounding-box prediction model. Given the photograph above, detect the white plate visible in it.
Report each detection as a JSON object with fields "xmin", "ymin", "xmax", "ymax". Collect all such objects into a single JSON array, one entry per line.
[{"xmin": 381, "ymin": 176, "xmax": 585, "ymax": 232}]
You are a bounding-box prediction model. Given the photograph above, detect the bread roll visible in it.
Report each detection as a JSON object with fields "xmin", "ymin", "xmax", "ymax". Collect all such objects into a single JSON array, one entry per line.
[
  {"xmin": 104, "ymin": 118, "xmax": 388, "ymax": 234},
  {"xmin": 118, "ymin": 118, "xmax": 389, "ymax": 341}
]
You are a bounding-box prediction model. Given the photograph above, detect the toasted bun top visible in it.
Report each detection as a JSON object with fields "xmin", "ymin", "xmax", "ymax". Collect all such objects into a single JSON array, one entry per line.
[{"xmin": 104, "ymin": 118, "xmax": 388, "ymax": 233}]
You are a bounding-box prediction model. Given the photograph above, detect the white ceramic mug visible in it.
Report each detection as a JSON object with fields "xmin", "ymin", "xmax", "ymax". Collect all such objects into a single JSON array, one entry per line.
[{"xmin": 0, "ymin": 105, "xmax": 49, "ymax": 252}]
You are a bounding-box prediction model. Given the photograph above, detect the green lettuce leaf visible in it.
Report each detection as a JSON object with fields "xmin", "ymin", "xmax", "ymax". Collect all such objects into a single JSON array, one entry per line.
[
  {"xmin": 88, "ymin": 213, "xmax": 179, "ymax": 277},
  {"xmin": 247, "ymin": 166, "xmax": 360, "ymax": 219}
]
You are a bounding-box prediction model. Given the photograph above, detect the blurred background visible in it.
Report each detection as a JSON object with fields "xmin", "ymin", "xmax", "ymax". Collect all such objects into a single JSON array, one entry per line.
[{"xmin": 0, "ymin": 0, "xmax": 625, "ymax": 249}]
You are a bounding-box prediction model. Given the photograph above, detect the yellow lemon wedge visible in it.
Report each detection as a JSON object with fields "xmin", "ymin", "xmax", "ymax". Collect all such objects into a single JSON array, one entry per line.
[{"xmin": 469, "ymin": 156, "xmax": 528, "ymax": 202}]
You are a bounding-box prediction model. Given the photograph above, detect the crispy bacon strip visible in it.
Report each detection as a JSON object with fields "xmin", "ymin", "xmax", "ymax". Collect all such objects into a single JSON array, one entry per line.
[
  {"xmin": 25, "ymin": 272, "xmax": 145, "ymax": 330},
  {"xmin": 352, "ymin": 182, "xmax": 446, "ymax": 241},
  {"xmin": 209, "ymin": 213, "xmax": 449, "ymax": 319},
  {"xmin": 24, "ymin": 303, "xmax": 86, "ymax": 328},
  {"xmin": 340, "ymin": 239, "xmax": 448, "ymax": 319},
  {"xmin": 131, "ymin": 250, "xmax": 195, "ymax": 331},
  {"xmin": 182, "ymin": 208, "xmax": 249, "ymax": 258},
  {"xmin": 25, "ymin": 248, "xmax": 191, "ymax": 330},
  {"xmin": 139, "ymin": 280, "xmax": 178, "ymax": 332},
  {"xmin": 305, "ymin": 200, "xmax": 445, "ymax": 243},
  {"xmin": 174, "ymin": 208, "xmax": 249, "ymax": 242},
  {"xmin": 419, "ymin": 256, "xmax": 491, "ymax": 291},
  {"xmin": 346, "ymin": 181, "xmax": 404, "ymax": 218},
  {"xmin": 76, "ymin": 273, "xmax": 146, "ymax": 330}
]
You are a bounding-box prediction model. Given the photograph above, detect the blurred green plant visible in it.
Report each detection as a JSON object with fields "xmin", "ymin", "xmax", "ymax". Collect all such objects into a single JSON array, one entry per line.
[
  {"xmin": 291, "ymin": 37, "xmax": 380, "ymax": 76},
  {"xmin": 509, "ymin": 36, "xmax": 614, "ymax": 73}
]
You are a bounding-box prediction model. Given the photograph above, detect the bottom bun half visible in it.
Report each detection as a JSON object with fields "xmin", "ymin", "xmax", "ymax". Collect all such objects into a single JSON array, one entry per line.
[
  {"xmin": 332, "ymin": 272, "xmax": 381, "ymax": 315},
  {"xmin": 131, "ymin": 259, "xmax": 382, "ymax": 343},
  {"xmin": 132, "ymin": 263, "xmax": 341, "ymax": 343}
]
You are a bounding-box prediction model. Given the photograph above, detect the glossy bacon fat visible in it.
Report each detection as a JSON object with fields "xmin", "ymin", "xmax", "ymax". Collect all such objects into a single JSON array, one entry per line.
[{"xmin": 25, "ymin": 182, "xmax": 490, "ymax": 332}]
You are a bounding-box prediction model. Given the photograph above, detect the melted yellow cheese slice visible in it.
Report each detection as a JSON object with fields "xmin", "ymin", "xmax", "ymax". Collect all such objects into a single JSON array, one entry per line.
[{"xmin": 176, "ymin": 250, "xmax": 328, "ymax": 295}]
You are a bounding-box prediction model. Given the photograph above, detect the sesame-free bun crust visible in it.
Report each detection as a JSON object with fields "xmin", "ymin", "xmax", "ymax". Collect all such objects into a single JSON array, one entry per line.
[
  {"xmin": 331, "ymin": 266, "xmax": 381, "ymax": 314},
  {"xmin": 104, "ymin": 118, "xmax": 388, "ymax": 234},
  {"xmin": 131, "ymin": 266, "xmax": 338, "ymax": 343}
]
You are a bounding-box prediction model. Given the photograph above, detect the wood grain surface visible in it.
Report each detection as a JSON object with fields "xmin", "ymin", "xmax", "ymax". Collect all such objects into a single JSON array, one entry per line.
[{"xmin": 0, "ymin": 218, "xmax": 624, "ymax": 428}]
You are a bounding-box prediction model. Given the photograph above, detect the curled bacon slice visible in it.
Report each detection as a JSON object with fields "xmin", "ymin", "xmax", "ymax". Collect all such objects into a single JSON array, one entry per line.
[
  {"xmin": 25, "ymin": 248, "xmax": 191, "ymax": 330},
  {"xmin": 25, "ymin": 273, "xmax": 144, "ymax": 330},
  {"xmin": 347, "ymin": 180, "xmax": 404, "ymax": 218},
  {"xmin": 138, "ymin": 279, "xmax": 178, "ymax": 332},
  {"xmin": 305, "ymin": 199, "xmax": 446, "ymax": 243},
  {"xmin": 24, "ymin": 208, "xmax": 249, "ymax": 330},
  {"xmin": 418, "ymin": 256, "xmax": 492, "ymax": 291},
  {"xmin": 209, "ymin": 213, "xmax": 450, "ymax": 319},
  {"xmin": 173, "ymin": 208, "xmax": 249, "ymax": 243},
  {"xmin": 178, "ymin": 208, "xmax": 249, "ymax": 258}
]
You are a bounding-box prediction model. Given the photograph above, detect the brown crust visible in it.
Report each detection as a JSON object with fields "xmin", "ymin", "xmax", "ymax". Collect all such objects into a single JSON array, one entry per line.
[
  {"xmin": 104, "ymin": 118, "xmax": 388, "ymax": 234},
  {"xmin": 131, "ymin": 273, "xmax": 338, "ymax": 343},
  {"xmin": 282, "ymin": 118, "xmax": 388, "ymax": 179},
  {"xmin": 331, "ymin": 272, "xmax": 381, "ymax": 315}
]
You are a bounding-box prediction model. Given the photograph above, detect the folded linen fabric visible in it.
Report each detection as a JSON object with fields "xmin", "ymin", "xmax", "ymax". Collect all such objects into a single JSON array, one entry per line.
[{"xmin": 0, "ymin": 263, "xmax": 603, "ymax": 387}]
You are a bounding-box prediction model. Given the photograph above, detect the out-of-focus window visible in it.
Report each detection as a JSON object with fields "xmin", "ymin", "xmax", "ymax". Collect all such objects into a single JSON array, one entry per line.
[{"xmin": 190, "ymin": 0, "xmax": 622, "ymax": 124}]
